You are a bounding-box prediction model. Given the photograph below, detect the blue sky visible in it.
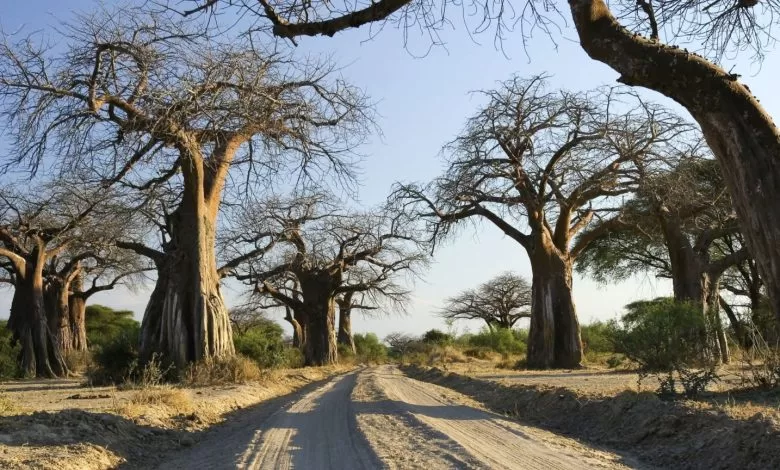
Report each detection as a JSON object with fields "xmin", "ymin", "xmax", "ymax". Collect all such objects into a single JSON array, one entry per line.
[{"xmin": 2, "ymin": 1, "xmax": 779, "ymax": 337}]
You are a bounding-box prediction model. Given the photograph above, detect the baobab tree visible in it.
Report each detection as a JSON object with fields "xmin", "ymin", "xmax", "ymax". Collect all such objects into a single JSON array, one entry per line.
[
  {"xmin": 231, "ymin": 193, "xmax": 427, "ymax": 365},
  {"xmin": 335, "ymin": 262, "xmax": 411, "ymax": 354},
  {"xmin": 178, "ymin": 0, "xmax": 780, "ymax": 324},
  {"xmin": 391, "ymin": 76, "xmax": 692, "ymax": 368},
  {"xmin": 577, "ymin": 155, "xmax": 748, "ymax": 362},
  {"xmin": 439, "ymin": 272, "xmax": 531, "ymax": 331},
  {"xmin": 0, "ymin": 9, "xmax": 372, "ymax": 367},
  {"xmin": 0, "ymin": 184, "xmax": 116, "ymax": 377}
]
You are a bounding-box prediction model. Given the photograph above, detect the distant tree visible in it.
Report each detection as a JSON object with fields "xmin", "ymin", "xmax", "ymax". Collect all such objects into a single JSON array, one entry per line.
[
  {"xmin": 392, "ymin": 76, "xmax": 690, "ymax": 369},
  {"xmin": 384, "ymin": 332, "xmax": 417, "ymax": 356},
  {"xmin": 422, "ymin": 329, "xmax": 452, "ymax": 345},
  {"xmin": 439, "ymin": 272, "xmax": 531, "ymax": 331},
  {"xmin": 231, "ymin": 193, "xmax": 427, "ymax": 365},
  {"xmin": 85, "ymin": 305, "xmax": 140, "ymax": 350},
  {"xmin": 229, "ymin": 306, "xmax": 274, "ymax": 337}
]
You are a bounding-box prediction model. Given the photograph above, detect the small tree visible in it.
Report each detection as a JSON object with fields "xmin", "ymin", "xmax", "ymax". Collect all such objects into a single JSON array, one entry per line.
[
  {"xmin": 440, "ymin": 272, "xmax": 531, "ymax": 331},
  {"xmin": 612, "ymin": 298, "xmax": 710, "ymax": 371}
]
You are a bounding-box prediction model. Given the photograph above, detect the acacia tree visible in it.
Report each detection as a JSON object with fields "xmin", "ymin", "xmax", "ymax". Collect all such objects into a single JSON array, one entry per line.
[
  {"xmin": 0, "ymin": 10, "xmax": 371, "ymax": 367},
  {"xmin": 392, "ymin": 76, "xmax": 691, "ymax": 368},
  {"xmin": 179, "ymin": 0, "xmax": 780, "ymax": 323},
  {"xmin": 0, "ymin": 184, "xmax": 114, "ymax": 377},
  {"xmin": 439, "ymin": 271, "xmax": 531, "ymax": 331},
  {"xmin": 577, "ymin": 156, "xmax": 749, "ymax": 362},
  {"xmin": 231, "ymin": 193, "xmax": 427, "ymax": 365}
]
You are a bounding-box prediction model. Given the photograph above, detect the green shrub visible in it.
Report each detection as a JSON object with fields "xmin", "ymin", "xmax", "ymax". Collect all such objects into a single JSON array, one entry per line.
[
  {"xmin": 283, "ymin": 347, "xmax": 305, "ymax": 368},
  {"xmin": 0, "ymin": 321, "xmax": 20, "ymax": 379},
  {"xmin": 233, "ymin": 319, "xmax": 287, "ymax": 368},
  {"xmin": 467, "ymin": 328, "xmax": 526, "ymax": 355},
  {"xmin": 581, "ymin": 321, "xmax": 616, "ymax": 354},
  {"xmin": 422, "ymin": 329, "xmax": 452, "ymax": 345},
  {"xmin": 354, "ymin": 333, "xmax": 387, "ymax": 363},
  {"xmin": 87, "ymin": 329, "xmax": 140, "ymax": 385},
  {"xmin": 611, "ymin": 298, "xmax": 709, "ymax": 371}
]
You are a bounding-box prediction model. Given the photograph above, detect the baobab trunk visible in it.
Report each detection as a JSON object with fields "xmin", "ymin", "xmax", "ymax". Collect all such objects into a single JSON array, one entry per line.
[
  {"xmin": 68, "ymin": 293, "xmax": 88, "ymax": 351},
  {"xmin": 8, "ymin": 252, "xmax": 68, "ymax": 378},
  {"xmin": 302, "ymin": 298, "xmax": 337, "ymax": 366},
  {"xmin": 570, "ymin": 0, "xmax": 780, "ymax": 322},
  {"xmin": 44, "ymin": 278, "xmax": 72, "ymax": 355},
  {"xmin": 139, "ymin": 167, "xmax": 234, "ymax": 368},
  {"xmin": 526, "ymin": 240, "xmax": 583, "ymax": 369},
  {"xmin": 337, "ymin": 305, "xmax": 356, "ymax": 355}
]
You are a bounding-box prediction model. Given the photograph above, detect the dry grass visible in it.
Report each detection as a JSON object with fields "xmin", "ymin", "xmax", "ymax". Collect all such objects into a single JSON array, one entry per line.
[
  {"xmin": 64, "ymin": 350, "xmax": 93, "ymax": 374},
  {"xmin": 118, "ymin": 386, "xmax": 193, "ymax": 419},
  {"xmin": 0, "ymin": 393, "xmax": 17, "ymax": 416},
  {"xmin": 183, "ymin": 355, "xmax": 262, "ymax": 386}
]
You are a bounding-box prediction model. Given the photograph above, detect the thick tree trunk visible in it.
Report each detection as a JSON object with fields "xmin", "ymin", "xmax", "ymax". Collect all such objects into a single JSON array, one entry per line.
[
  {"xmin": 299, "ymin": 276, "xmax": 337, "ymax": 366},
  {"xmin": 44, "ymin": 278, "xmax": 72, "ymax": 355},
  {"xmin": 8, "ymin": 251, "xmax": 68, "ymax": 378},
  {"xmin": 337, "ymin": 305, "xmax": 356, "ymax": 355},
  {"xmin": 527, "ymin": 238, "xmax": 583, "ymax": 369},
  {"xmin": 68, "ymin": 294, "xmax": 88, "ymax": 351},
  {"xmin": 302, "ymin": 299, "xmax": 337, "ymax": 366},
  {"xmin": 570, "ymin": 0, "xmax": 780, "ymax": 323},
  {"xmin": 139, "ymin": 180, "xmax": 233, "ymax": 367}
]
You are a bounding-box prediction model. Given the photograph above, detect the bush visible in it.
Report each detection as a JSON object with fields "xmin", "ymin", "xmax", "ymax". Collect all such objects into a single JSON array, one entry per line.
[
  {"xmin": 233, "ymin": 319, "xmax": 287, "ymax": 368},
  {"xmin": 422, "ymin": 329, "xmax": 452, "ymax": 345},
  {"xmin": 283, "ymin": 347, "xmax": 305, "ymax": 368},
  {"xmin": 87, "ymin": 328, "xmax": 140, "ymax": 385},
  {"xmin": 611, "ymin": 298, "xmax": 709, "ymax": 371},
  {"xmin": 0, "ymin": 321, "xmax": 20, "ymax": 379},
  {"xmin": 467, "ymin": 328, "xmax": 526, "ymax": 356},
  {"xmin": 463, "ymin": 347, "xmax": 499, "ymax": 360},
  {"xmin": 354, "ymin": 333, "xmax": 387, "ymax": 363},
  {"xmin": 581, "ymin": 321, "xmax": 615, "ymax": 354}
]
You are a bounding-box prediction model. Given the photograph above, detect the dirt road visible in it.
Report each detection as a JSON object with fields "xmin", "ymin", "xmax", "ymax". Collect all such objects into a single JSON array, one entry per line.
[{"xmin": 156, "ymin": 365, "xmax": 640, "ymax": 469}]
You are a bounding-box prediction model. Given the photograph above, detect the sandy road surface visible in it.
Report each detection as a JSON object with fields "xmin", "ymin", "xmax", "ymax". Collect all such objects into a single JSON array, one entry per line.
[{"xmin": 156, "ymin": 365, "xmax": 640, "ymax": 469}]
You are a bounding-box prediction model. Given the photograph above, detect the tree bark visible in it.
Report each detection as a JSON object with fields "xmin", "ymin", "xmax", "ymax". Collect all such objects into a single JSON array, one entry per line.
[
  {"xmin": 337, "ymin": 303, "xmax": 356, "ymax": 355},
  {"xmin": 569, "ymin": 0, "xmax": 780, "ymax": 323},
  {"xmin": 707, "ymin": 283, "xmax": 730, "ymax": 364},
  {"xmin": 284, "ymin": 306, "xmax": 304, "ymax": 349},
  {"xmin": 44, "ymin": 277, "xmax": 73, "ymax": 356},
  {"xmin": 7, "ymin": 247, "xmax": 68, "ymax": 378},
  {"xmin": 299, "ymin": 276, "xmax": 338, "ymax": 366},
  {"xmin": 526, "ymin": 236, "xmax": 583, "ymax": 369},
  {"xmin": 139, "ymin": 164, "xmax": 234, "ymax": 367},
  {"xmin": 68, "ymin": 293, "xmax": 88, "ymax": 352}
]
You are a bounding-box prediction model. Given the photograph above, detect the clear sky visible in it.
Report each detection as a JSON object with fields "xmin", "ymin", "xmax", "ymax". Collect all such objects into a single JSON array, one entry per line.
[{"xmin": 2, "ymin": 1, "xmax": 778, "ymax": 338}]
